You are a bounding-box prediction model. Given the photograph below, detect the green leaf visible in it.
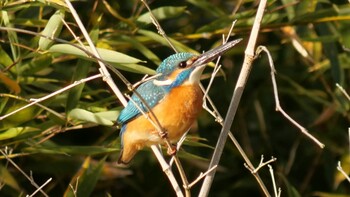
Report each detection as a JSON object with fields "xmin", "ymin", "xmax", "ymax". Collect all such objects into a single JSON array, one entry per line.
[
  {"xmin": 120, "ymin": 35, "xmax": 162, "ymax": 65},
  {"xmin": 94, "ymin": 110, "xmax": 120, "ymax": 121},
  {"xmin": 66, "ymin": 25, "xmax": 99, "ymax": 112},
  {"xmin": 137, "ymin": 6, "xmax": 187, "ymax": 24},
  {"xmin": 280, "ymin": 174, "xmax": 301, "ymax": 197},
  {"xmin": 138, "ymin": 29, "xmax": 197, "ymax": 54},
  {"xmin": 23, "ymin": 145, "xmax": 118, "ymax": 155},
  {"xmin": 2, "ymin": 10, "xmax": 20, "ymax": 61},
  {"xmin": 49, "ymin": 44, "xmax": 143, "ymax": 64},
  {"xmin": 0, "ymin": 127, "xmax": 39, "ymax": 140},
  {"xmin": 110, "ymin": 62, "xmax": 155, "ymax": 75},
  {"xmin": 39, "ymin": 10, "xmax": 65, "ymax": 50},
  {"xmin": 69, "ymin": 108, "xmax": 114, "ymax": 126},
  {"xmin": 186, "ymin": 0, "xmax": 225, "ymax": 17},
  {"xmin": 48, "ymin": 44, "xmax": 155, "ymax": 74},
  {"xmin": 0, "ymin": 164, "xmax": 21, "ymax": 191},
  {"xmin": 184, "ymin": 136, "xmax": 214, "ymax": 149},
  {"xmin": 0, "ymin": 102, "xmax": 42, "ymax": 131},
  {"xmin": 334, "ymin": 155, "xmax": 350, "ymax": 189},
  {"xmin": 64, "ymin": 157, "xmax": 105, "ymax": 197},
  {"xmin": 0, "ymin": 45, "xmax": 14, "ymax": 67},
  {"xmin": 18, "ymin": 53, "xmax": 53, "ymax": 75}
]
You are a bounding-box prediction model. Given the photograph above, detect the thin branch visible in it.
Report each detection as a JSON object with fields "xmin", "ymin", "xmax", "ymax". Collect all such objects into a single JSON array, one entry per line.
[
  {"xmin": 268, "ymin": 165, "xmax": 281, "ymax": 197},
  {"xmin": 199, "ymin": 1, "xmax": 268, "ymax": 196},
  {"xmin": 337, "ymin": 161, "xmax": 350, "ymax": 183},
  {"xmin": 202, "ymin": 20, "xmax": 237, "ymax": 112},
  {"xmin": 336, "ymin": 128, "xmax": 350, "ymax": 184},
  {"xmin": 0, "ymin": 149, "xmax": 49, "ymax": 197},
  {"xmin": 0, "ymin": 94, "xmax": 66, "ymax": 121},
  {"xmin": 65, "ymin": 0, "xmax": 126, "ymax": 106},
  {"xmin": 187, "ymin": 165, "xmax": 217, "ymax": 189},
  {"xmin": 27, "ymin": 178, "xmax": 52, "ymax": 197},
  {"xmin": 69, "ymin": 177, "xmax": 79, "ymax": 197},
  {"xmin": 197, "ymin": 21, "xmax": 271, "ymax": 195},
  {"xmin": 228, "ymin": 132, "xmax": 270, "ymax": 195},
  {"xmin": 0, "ymin": 74, "xmax": 102, "ymax": 121},
  {"xmin": 336, "ymin": 83, "xmax": 350, "ymax": 101},
  {"xmin": 244, "ymin": 155, "xmax": 277, "ymax": 174},
  {"xmin": 255, "ymin": 46, "xmax": 324, "ymax": 148},
  {"xmin": 150, "ymin": 146, "xmax": 184, "ymax": 197},
  {"xmin": 140, "ymin": 0, "xmax": 178, "ymax": 53}
]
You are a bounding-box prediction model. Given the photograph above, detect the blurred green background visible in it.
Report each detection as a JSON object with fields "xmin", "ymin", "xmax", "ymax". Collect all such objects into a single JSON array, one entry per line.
[{"xmin": 0, "ymin": 0, "xmax": 350, "ymax": 196}]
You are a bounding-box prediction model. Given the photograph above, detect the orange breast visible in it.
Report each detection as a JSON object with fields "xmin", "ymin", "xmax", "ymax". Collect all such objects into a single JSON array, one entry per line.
[{"xmin": 124, "ymin": 84, "xmax": 203, "ymax": 146}]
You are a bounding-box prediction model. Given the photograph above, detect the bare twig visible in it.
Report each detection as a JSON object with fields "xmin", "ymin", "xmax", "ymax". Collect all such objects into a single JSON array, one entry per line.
[
  {"xmin": 0, "ymin": 148, "xmax": 49, "ymax": 197},
  {"xmin": 199, "ymin": 1, "xmax": 268, "ymax": 196},
  {"xmin": 268, "ymin": 165, "xmax": 280, "ymax": 197},
  {"xmin": 140, "ymin": 0, "xmax": 178, "ymax": 53},
  {"xmin": 336, "ymin": 83, "xmax": 350, "ymax": 101},
  {"xmin": 336, "ymin": 128, "xmax": 350, "ymax": 184},
  {"xmin": 244, "ymin": 155, "xmax": 277, "ymax": 174},
  {"xmin": 197, "ymin": 21, "xmax": 271, "ymax": 195},
  {"xmin": 27, "ymin": 178, "xmax": 52, "ymax": 197},
  {"xmin": 228, "ymin": 131, "xmax": 270, "ymax": 196},
  {"xmin": 337, "ymin": 161, "xmax": 350, "ymax": 183},
  {"xmin": 187, "ymin": 165, "xmax": 218, "ymax": 189},
  {"xmin": 0, "ymin": 93, "xmax": 66, "ymax": 121},
  {"xmin": 255, "ymin": 46, "xmax": 324, "ymax": 148},
  {"xmin": 69, "ymin": 177, "xmax": 79, "ymax": 197},
  {"xmin": 65, "ymin": 0, "xmax": 126, "ymax": 106},
  {"xmin": 0, "ymin": 74, "xmax": 102, "ymax": 121},
  {"xmin": 202, "ymin": 20, "xmax": 237, "ymax": 113},
  {"xmin": 150, "ymin": 145, "xmax": 184, "ymax": 196}
]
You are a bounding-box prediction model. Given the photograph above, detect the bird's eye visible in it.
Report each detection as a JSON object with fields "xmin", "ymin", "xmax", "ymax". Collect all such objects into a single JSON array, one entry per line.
[{"xmin": 178, "ymin": 61, "xmax": 187, "ymax": 68}]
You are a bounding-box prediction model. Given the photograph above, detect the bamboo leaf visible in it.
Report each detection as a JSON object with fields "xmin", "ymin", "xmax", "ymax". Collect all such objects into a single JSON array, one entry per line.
[
  {"xmin": 0, "ymin": 164, "xmax": 21, "ymax": 191},
  {"xmin": 39, "ymin": 10, "xmax": 65, "ymax": 50},
  {"xmin": 69, "ymin": 108, "xmax": 114, "ymax": 126},
  {"xmin": 0, "ymin": 127, "xmax": 39, "ymax": 140},
  {"xmin": 18, "ymin": 53, "xmax": 53, "ymax": 75},
  {"xmin": 23, "ymin": 145, "xmax": 118, "ymax": 155},
  {"xmin": 49, "ymin": 44, "xmax": 143, "ymax": 64},
  {"xmin": 66, "ymin": 25, "xmax": 99, "ymax": 112},
  {"xmin": 48, "ymin": 44, "xmax": 155, "ymax": 74},
  {"xmin": 186, "ymin": 0, "xmax": 225, "ymax": 17},
  {"xmin": 137, "ymin": 6, "xmax": 187, "ymax": 24},
  {"xmin": 64, "ymin": 157, "xmax": 105, "ymax": 197}
]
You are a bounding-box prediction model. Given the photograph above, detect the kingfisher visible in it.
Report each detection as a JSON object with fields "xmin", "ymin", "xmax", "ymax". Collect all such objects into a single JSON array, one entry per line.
[{"xmin": 116, "ymin": 39, "xmax": 241, "ymax": 164}]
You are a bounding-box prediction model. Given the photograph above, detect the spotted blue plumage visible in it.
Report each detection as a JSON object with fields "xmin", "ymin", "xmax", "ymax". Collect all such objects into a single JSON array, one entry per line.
[
  {"xmin": 117, "ymin": 53, "xmax": 195, "ymax": 130},
  {"xmin": 156, "ymin": 53, "xmax": 194, "ymax": 80},
  {"xmin": 117, "ymin": 81, "xmax": 166, "ymax": 124}
]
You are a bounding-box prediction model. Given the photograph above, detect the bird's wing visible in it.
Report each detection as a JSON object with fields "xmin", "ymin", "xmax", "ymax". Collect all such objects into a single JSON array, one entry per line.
[{"xmin": 117, "ymin": 80, "xmax": 166, "ymax": 124}]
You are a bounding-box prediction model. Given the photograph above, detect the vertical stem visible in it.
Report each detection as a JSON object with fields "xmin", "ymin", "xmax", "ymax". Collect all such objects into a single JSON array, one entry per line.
[{"xmin": 198, "ymin": 0, "xmax": 267, "ymax": 196}]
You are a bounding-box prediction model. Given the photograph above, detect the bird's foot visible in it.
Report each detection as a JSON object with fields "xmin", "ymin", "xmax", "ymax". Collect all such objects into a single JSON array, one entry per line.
[
  {"xmin": 159, "ymin": 130, "xmax": 168, "ymax": 139},
  {"xmin": 167, "ymin": 145, "xmax": 177, "ymax": 156}
]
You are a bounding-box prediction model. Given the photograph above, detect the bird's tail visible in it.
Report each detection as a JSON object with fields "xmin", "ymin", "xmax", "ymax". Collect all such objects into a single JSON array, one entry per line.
[{"xmin": 117, "ymin": 146, "xmax": 138, "ymax": 164}]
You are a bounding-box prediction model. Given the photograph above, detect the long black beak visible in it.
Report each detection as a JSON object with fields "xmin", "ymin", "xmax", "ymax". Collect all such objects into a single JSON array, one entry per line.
[{"xmin": 192, "ymin": 38, "xmax": 242, "ymax": 67}]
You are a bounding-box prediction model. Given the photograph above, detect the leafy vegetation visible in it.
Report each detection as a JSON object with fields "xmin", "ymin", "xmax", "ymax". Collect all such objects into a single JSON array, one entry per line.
[{"xmin": 0, "ymin": 0, "xmax": 350, "ymax": 196}]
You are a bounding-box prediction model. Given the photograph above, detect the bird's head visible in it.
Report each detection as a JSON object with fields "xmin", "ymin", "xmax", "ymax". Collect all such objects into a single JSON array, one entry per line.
[{"xmin": 153, "ymin": 39, "xmax": 242, "ymax": 90}]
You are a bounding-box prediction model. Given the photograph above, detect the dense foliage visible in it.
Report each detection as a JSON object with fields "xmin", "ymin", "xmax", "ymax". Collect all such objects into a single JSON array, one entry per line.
[{"xmin": 0, "ymin": 0, "xmax": 350, "ymax": 196}]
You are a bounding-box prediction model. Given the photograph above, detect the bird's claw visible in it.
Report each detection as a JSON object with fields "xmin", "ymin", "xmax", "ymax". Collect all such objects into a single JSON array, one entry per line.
[
  {"xmin": 159, "ymin": 130, "xmax": 168, "ymax": 139},
  {"xmin": 167, "ymin": 145, "xmax": 177, "ymax": 156}
]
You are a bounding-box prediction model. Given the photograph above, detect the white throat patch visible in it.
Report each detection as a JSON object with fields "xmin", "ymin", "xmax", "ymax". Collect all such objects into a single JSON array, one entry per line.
[{"xmin": 153, "ymin": 79, "xmax": 173, "ymax": 86}]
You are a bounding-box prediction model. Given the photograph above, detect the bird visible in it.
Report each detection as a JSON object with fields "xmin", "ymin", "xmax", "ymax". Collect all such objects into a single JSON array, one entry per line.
[{"xmin": 116, "ymin": 39, "xmax": 242, "ymax": 164}]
